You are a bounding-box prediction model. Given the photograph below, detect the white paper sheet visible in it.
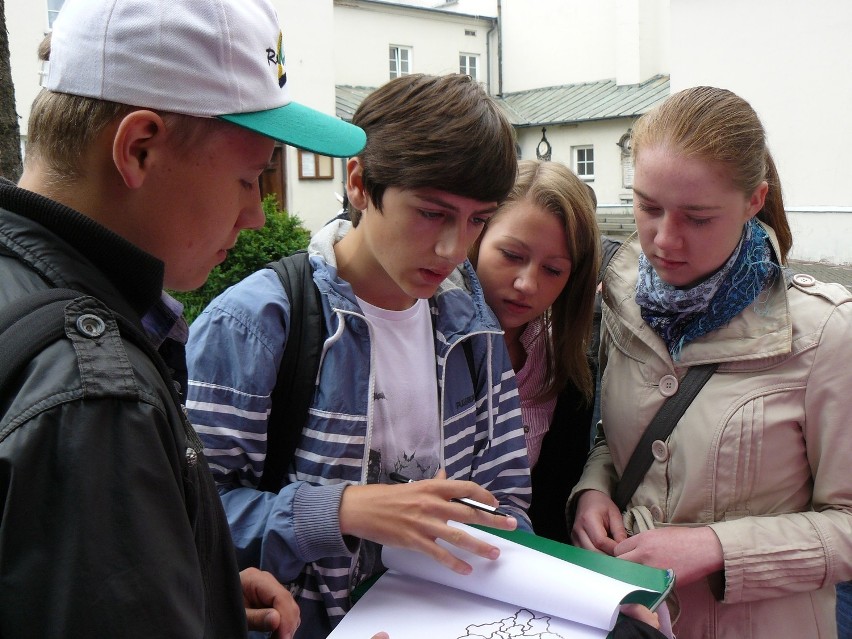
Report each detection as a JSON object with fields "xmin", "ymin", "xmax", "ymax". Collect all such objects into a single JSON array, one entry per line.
[
  {"xmin": 328, "ymin": 523, "xmax": 659, "ymax": 639},
  {"xmin": 330, "ymin": 570, "xmax": 608, "ymax": 639}
]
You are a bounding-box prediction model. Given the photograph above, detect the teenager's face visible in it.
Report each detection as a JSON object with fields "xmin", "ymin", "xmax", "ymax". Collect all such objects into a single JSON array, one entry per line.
[
  {"xmin": 475, "ymin": 199, "xmax": 571, "ymax": 334},
  {"xmin": 633, "ymin": 145, "xmax": 767, "ymax": 288},
  {"xmin": 353, "ymin": 186, "xmax": 499, "ymax": 310},
  {"xmin": 148, "ymin": 123, "xmax": 273, "ymax": 291}
]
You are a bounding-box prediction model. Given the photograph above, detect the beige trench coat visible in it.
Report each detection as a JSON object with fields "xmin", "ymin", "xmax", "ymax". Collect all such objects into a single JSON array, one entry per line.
[{"xmin": 570, "ymin": 226, "xmax": 852, "ymax": 639}]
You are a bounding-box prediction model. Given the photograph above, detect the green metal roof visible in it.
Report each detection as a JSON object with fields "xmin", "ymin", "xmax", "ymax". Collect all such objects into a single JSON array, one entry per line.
[
  {"xmin": 335, "ymin": 85, "xmax": 376, "ymax": 122},
  {"xmin": 336, "ymin": 74, "xmax": 670, "ymax": 126},
  {"xmin": 498, "ymin": 74, "xmax": 670, "ymax": 128}
]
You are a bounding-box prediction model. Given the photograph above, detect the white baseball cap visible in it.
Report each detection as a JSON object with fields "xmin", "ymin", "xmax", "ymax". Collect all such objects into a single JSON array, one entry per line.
[{"xmin": 45, "ymin": 0, "xmax": 366, "ymax": 158}]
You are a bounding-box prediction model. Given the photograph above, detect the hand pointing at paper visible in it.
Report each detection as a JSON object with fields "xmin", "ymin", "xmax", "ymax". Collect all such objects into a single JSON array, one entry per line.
[{"xmin": 339, "ymin": 469, "xmax": 518, "ymax": 575}]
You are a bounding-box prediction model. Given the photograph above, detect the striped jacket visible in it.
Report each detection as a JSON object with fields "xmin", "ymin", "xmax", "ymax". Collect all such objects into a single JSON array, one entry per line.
[{"xmin": 186, "ymin": 219, "xmax": 532, "ymax": 638}]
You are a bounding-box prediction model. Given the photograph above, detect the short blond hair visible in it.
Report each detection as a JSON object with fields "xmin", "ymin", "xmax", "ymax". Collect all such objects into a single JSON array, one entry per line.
[{"xmin": 27, "ymin": 35, "xmax": 230, "ymax": 183}]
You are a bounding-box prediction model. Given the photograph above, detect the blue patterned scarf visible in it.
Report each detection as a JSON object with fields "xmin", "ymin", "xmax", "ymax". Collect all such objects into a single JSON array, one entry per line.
[{"xmin": 636, "ymin": 218, "xmax": 779, "ymax": 360}]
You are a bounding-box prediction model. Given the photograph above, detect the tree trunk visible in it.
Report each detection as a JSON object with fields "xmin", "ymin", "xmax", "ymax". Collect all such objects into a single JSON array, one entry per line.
[{"xmin": 0, "ymin": 0, "xmax": 23, "ymax": 182}]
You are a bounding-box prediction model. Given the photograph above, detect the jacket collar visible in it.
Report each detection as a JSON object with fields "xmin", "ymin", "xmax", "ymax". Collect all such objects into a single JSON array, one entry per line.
[
  {"xmin": 307, "ymin": 218, "xmax": 501, "ymax": 342},
  {"xmin": 0, "ymin": 179, "xmax": 164, "ymax": 318},
  {"xmin": 604, "ymin": 223, "xmax": 792, "ymax": 367}
]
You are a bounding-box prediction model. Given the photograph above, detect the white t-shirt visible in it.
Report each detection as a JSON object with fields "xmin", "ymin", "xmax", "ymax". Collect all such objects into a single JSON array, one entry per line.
[{"xmin": 356, "ymin": 296, "xmax": 440, "ymax": 483}]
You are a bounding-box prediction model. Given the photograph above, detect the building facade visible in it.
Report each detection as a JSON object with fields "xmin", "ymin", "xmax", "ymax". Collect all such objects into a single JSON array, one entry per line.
[{"xmin": 7, "ymin": 0, "xmax": 851, "ymax": 262}]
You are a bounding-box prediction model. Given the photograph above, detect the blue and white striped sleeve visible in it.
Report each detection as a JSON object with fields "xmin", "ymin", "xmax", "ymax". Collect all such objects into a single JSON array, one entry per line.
[
  {"xmin": 186, "ymin": 269, "xmax": 288, "ymax": 490},
  {"xmin": 185, "ymin": 269, "xmax": 352, "ymax": 578}
]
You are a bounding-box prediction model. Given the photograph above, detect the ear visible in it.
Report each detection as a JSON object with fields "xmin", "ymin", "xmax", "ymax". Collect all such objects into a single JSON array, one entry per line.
[
  {"xmin": 345, "ymin": 157, "xmax": 369, "ymax": 210},
  {"xmin": 112, "ymin": 110, "xmax": 167, "ymax": 189},
  {"xmin": 746, "ymin": 180, "xmax": 769, "ymax": 219}
]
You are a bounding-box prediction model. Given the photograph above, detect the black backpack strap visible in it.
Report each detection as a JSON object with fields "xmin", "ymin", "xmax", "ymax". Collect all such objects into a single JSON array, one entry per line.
[
  {"xmin": 613, "ymin": 363, "xmax": 718, "ymax": 511},
  {"xmin": 259, "ymin": 251, "xmax": 324, "ymax": 492},
  {"xmin": 0, "ymin": 287, "xmax": 187, "ymax": 414},
  {"xmin": 0, "ymin": 288, "xmax": 83, "ymax": 393},
  {"xmin": 0, "ymin": 286, "xmax": 204, "ymax": 494}
]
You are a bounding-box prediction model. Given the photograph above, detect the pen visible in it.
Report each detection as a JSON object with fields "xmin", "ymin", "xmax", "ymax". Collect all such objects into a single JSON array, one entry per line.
[{"xmin": 388, "ymin": 472, "xmax": 509, "ymax": 517}]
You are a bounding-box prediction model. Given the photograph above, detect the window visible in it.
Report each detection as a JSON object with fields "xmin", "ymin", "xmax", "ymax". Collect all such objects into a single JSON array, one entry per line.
[
  {"xmin": 574, "ymin": 146, "xmax": 595, "ymax": 180},
  {"xmin": 298, "ymin": 150, "xmax": 334, "ymax": 180},
  {"xmin": 47, "ymin": 0, "xmax": 65, "ymax": 29},
  {"xmin": 389, "ymin": 46, "xmax": 411, "ymax": 79},
  {"xmin": 459, "ymin": 54, "xmax": 479, "ymax": 81}
]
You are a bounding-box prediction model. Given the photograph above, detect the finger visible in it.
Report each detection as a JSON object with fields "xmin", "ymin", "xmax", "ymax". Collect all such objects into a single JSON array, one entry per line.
[
  {"xmin": 593, "ymin": 536, "xmax": 619, "ymax": 556},
  {"xmin": 571, "ymin": 527, "xmax": 595, "ymax": 550},
  {"xmin": 585, "ymin": 524, "xmax": 619, "ymax": 555},
  {"xmin": 446, "ymin": 520, "xmax": 502, "ymax": 557},
  {"xmin": 244, "ymin": 608, "xmax": 279, "ymax": 634},
  {"xmin": 613, "ymin": 536, "xmax": 637, "ymax": 557},
  {"xmin": 420, "ymin": 537, "xmax": 476, "ymax": 574},
  {"xmin": 430, "ymin": 476, "xmax": 501, "ymax": 509},
  {"xmin": 371, "ymin": 633, "xmax": 390, "ymax": 639},
  {"xmin": 448, "ymin": 499, "xmax": 517, "ymax": 530},
  {"xmin": 433, "ymin": 468, "xmax": 447, "ymax": 480},
  {"xmin": 608, "ymin": 510, "xmax": 629, "ymax": 544}
]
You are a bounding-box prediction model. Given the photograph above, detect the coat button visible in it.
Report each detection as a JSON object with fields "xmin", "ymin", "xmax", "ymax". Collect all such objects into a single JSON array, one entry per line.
[
  {"xmin": 659, "ymin": 374, "xmax": 679, "ymax": 397},
  {"xmin": 76, "ymin": 313, "xmax": 106, "ymax": 338},
  {"xmin": 792, "ymin": 274, "xmax": 815, "ymax": 287},
  {"xmin": 650, "ymin": 505, "xmax": 665, "ymax": 522},
  {"xmin": 651, "ymin": 439, "xmax": 669, "ymax": 461},
  {"xmin": 185, "ymin": 447, "xmax": 199, "ymax": 467}
]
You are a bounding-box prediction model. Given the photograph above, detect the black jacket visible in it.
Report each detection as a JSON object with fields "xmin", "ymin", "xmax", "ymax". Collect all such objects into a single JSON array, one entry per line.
[
  {"xmin": 0, "ymin": 181, "xmax": 246, "ymax": 638},
  {"xmin": 528, "ymin": 380, "xmax": 593, "ymax": 543}
]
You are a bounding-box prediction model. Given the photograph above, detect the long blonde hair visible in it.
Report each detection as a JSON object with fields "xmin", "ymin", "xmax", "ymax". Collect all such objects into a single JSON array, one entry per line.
[
  {"xmin": 470, "ymin": 159, "xmax": 600, "ymax": 402},
  {"xmin": 631, "ymin": 86, "xmax": 791, "ymax": 262}
]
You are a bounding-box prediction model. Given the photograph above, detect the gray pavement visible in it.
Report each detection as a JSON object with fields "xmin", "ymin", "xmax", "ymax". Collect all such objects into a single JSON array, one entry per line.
[{"xmin": 788, "ymin": 260, "xmax": 852, "ymax": 291}]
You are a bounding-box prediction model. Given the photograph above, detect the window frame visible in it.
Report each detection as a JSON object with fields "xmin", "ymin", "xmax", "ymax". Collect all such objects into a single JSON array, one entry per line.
[
  {"xmin": 459, "ymin": 53, "xmax": 479, "ymax": 81},
  {"xmin": 47, "ymin": 0, "xmax": 65, "ymax": 29},
  {"xmin": 573, "ymin": 145, "xmax": 595, "ymax": 180},
  {"xmin": 389, "ymin": 45, "xmax": 412, "ymax": 79},
  {"xmin": 298, "ymin": 150, "xmax": 334, "ymax": 181}
]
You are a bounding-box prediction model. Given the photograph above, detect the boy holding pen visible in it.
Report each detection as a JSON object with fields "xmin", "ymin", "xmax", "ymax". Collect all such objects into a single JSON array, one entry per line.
[{"xmin": 185, "ymin": 74, "xmax": 533, "ymax": 638}]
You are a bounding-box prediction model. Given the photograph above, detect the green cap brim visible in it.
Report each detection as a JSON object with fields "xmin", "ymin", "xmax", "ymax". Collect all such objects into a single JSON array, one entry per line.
[{"xmin": 219, "ymin": 102, "xmax": 366, "ymax": 158}]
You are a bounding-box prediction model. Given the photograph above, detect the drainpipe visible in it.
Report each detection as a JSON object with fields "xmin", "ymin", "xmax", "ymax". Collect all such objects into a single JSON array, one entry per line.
[
  {"xmin": 486, "ymin": 19, "xmax": 495, "ymax": 95},
  {"xmin": 497, "ymin": 0, "xmax": 503, "ymax": 96}
]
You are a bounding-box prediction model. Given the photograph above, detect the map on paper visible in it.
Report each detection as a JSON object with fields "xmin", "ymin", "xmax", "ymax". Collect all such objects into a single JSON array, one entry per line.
[{"xmin": 327, "ymin": 523, "xmax": 674, "ymax": 639}]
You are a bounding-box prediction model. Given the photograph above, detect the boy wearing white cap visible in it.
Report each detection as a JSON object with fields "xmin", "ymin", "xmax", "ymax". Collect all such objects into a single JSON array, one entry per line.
[{"xmin": 0, "ymin": 0, "xmax": 365, "ymax": 637}]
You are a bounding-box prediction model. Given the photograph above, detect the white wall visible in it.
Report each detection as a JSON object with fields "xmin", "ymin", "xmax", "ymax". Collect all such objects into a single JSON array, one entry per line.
[
  {"xmin": 670, "ymin": 0, "xmax": 852, "ymax": 264},
  {"xmin": 500, "ymin": 0, "xmax": 617, "ymax": 92},
  {"xmin": 438, "ymin": 0, "xmax": 497, "ymax": 16},
  {"xmin": 276, "ymin": 0, "xmax": 345, "ymax": 231},
  {"xmin": 7, "ymin": 2, "xmax": 51, "ymax": 142},
  {"xmin": 499, "ymin": 0, "xmax": 668, "ymax": 93},
  {"xmin": 333, "ymin": 2, "xmax": 493, "ymax": 90},
  {"xmin": 390, "ymin": 0, "xmax": 497, "ymax": 15}
]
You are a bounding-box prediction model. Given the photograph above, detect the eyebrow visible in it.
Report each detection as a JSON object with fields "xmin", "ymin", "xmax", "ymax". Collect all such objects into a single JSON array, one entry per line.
[
  {"xmin": 417, "ymin": 194, "xmax": 498, "ymax": 216},
  {"xmin": 632, "ymin": 188, "xmax": 721, "ymax": 212},
  {"xmin": 499, "ymin": 234, "xmax": 571, "ymax": 262}
]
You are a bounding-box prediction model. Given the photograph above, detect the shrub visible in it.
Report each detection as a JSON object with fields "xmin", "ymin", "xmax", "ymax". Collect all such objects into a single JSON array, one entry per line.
[{"xmin": 171, "ymin": 195, "xmax": 311, "ymax": 323}]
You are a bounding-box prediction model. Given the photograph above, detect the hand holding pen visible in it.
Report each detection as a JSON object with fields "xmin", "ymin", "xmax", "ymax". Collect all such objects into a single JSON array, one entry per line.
[
  {"xmin": 389, "ymin": 472, "xmax": 509, "ymax": 517},
  {"xmin": 338, "ymin": 468, "xmax": 518, "ymax": 576}
]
